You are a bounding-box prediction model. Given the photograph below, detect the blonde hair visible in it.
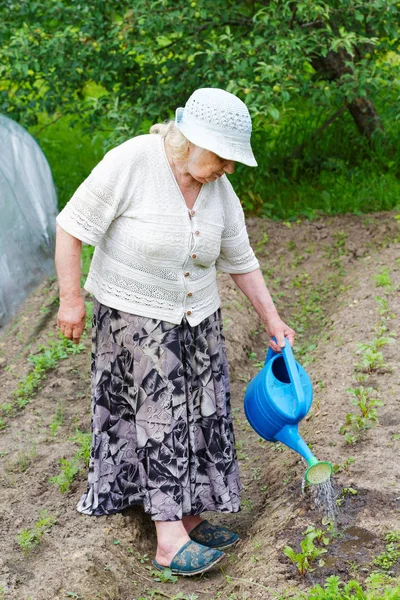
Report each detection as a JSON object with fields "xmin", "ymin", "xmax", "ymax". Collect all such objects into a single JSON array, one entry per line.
[{"xmin": 150, "ymin": 120, "xmax": 190, "ymax": 162}]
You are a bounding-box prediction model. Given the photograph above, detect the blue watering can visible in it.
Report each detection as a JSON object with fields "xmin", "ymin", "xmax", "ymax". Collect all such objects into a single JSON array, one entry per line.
[{"xmin": 244, "ymin": 338, "xmax": 332, "ymax": 485}]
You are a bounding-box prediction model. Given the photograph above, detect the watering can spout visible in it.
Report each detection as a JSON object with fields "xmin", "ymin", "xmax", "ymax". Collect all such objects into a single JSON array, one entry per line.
[
  {"xmin": 274, "ymin": 424, "xmax": 333, "ymax": 485},
  {"xmin": 274, "ymin": 424, "xmax": 315, "ymax": 462}
]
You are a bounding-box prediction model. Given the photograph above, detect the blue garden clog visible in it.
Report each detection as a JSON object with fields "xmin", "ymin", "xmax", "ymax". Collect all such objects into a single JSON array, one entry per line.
[
  {"xmin": 152, "ymin": 539, "xmax": 225, "ymax": 576},
  {"xmin": 189, "ymin": 520, "xmax": 240, "ymax": 550}
]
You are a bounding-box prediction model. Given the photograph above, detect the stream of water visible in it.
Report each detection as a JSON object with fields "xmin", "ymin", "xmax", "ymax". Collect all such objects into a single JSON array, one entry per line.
[{"xmin": 302, "ymin": 478, "xmax": 338, "ymax": 521}]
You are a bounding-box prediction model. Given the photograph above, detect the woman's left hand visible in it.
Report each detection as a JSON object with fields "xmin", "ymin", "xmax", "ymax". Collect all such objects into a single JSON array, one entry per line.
[{"xmin": 264, "ymin": 315, "xmax": 295, "ymax": 352}]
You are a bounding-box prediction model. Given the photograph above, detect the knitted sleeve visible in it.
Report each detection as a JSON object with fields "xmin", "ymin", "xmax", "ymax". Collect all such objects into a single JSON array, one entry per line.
[
  {"xmin": 216, "ymin": 184, "xmax": 260, "ymax": 274},
  {"xmin": 56, "ymin": 146, "xmax": 130, "ymax": 246}
]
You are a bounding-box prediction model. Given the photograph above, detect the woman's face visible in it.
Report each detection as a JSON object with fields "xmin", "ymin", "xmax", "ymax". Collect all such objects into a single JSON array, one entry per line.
[{"xmin": 186, "ymin": 145, "xmax": 235, "ymax": 184}]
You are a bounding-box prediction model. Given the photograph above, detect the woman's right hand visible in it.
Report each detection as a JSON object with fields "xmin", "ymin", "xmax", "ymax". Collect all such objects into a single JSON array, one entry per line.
[{"xmin": 57, "ymin": 297, "xmax": 86, "ymax": 344}]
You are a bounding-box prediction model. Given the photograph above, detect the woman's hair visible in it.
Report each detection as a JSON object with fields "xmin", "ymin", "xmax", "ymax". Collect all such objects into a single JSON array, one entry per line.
[{"xmin": 150, "ymin": 120, "xmax": 190, "ymax": 162}]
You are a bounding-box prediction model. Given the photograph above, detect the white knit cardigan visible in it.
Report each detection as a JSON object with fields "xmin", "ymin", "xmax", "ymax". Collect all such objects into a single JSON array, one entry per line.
[{"xmin": 56, "ymin": 134, "xmax": 260, "ymax": 326}]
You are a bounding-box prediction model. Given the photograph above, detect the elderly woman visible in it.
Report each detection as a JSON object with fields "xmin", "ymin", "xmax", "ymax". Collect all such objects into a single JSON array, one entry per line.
[{"xmin": 55, "ymin": 88, "xmax": 295, "ymax": 576}]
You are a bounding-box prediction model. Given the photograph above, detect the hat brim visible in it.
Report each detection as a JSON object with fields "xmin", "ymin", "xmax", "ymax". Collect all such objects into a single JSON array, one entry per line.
[{"xmin": 175, "ymin": 107, "xmax": 258, "ymax": 167}]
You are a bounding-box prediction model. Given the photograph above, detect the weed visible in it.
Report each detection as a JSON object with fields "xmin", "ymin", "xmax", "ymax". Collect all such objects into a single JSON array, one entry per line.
[
  {"xmin": 150, "ymin": 567, "xmax": 178, "ymax": 583},
  {"xmin": 241, "ymin": 498, "xmax": 254, "ymax": 512},
  {"xmin": 136, "ymin": 552, "xmax": 150, "ymax": 564},
  {"xmin": 15, "ymin": 510, "xmax": 57, "ymax": 554}
]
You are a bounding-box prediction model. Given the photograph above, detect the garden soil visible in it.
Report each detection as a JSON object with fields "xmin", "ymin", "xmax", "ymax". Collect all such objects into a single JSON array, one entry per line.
[{"xmin": 0, "ymin": 213, "xmax": 399, "ymax": 600}]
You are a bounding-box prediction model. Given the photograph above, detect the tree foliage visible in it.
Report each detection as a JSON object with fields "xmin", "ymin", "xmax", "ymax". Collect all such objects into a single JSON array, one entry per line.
[
  {"xmin": 1, "ymin": 0, "xmax": 399, "ymax": 141},
  {"xmin": 1, "ymin": 1, "xmax": 400, "ymax": 216}
]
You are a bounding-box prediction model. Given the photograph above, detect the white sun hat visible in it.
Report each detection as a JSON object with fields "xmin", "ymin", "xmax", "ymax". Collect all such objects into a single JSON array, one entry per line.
[{"xmin": 175, "ymin": 88, "xmax": 258, "ymax": 167}]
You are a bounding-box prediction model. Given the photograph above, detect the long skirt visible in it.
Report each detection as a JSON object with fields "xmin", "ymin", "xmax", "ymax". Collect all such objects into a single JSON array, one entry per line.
[{"xmin": 76, "ymin": 298, "xmax": 242, "ymax": 521}]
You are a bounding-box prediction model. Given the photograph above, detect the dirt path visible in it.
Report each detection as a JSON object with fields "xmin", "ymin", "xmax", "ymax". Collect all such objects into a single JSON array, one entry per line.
[{"xmin": 0, "ymin": 213, "xmax": 399, "ymax": 600}]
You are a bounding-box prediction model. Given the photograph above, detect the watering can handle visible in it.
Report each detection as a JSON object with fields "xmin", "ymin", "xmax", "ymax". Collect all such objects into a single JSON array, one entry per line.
[{"xmin": 266, "ymin": 337, "xmax": 306, "ymax": 420}]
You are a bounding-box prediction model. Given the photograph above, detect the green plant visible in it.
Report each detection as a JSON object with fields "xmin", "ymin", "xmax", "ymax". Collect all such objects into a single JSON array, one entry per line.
[
  {"xmin": 355, "ymin": 346, "xmax": 387, "ymax": 373},
  {"xmin": 336, "ymin": 487, "xmax": 358, "ymax": 506},
  {"xmin": 49, "ymin": 403, "xmax": 65, "ymax": 436},
  {"xmin": 374, "ymin": 268, "xmax": 392, "ymax": 289},
  {"xmin": 12, "ymin": 335, "xmax": 85, "ymax": 413},
  {"xmin": 340, "ymin": 386, "xmax": 384, "ymax": 443},
  {"xmin": 358, "ymin": 337, "xmax": 395, "ymax": 352},
  {"xmin": 49, "ymin": 430, "xmax": 91, "ymax": 493},
  {"xmin": 375, "ymin": 296, "xmax": 390, "ymax": 316},
  {"xmin": 15, "ymin": 510, "xmax": 57, "ymax": 554},
  {"xmin": 374, "ymin": 531, "xmax": 400, "ymax": 572},
  {"xmin": 49, "ymin": 458, "xmax": 81, "ymax": 493},
  {"xmin": 150, "ymin": 567, "xmax": 178, "ymax": 584},
  {"xmin": 286, "ymin": 573, "xmax": 400, "ymax": 599},
  {"xmin": 284, "ymin": 527, "xmax": 329, "ymax": 576}
]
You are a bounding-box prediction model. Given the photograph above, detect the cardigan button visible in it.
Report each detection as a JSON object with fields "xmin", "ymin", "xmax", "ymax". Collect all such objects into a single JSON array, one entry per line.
[
  {"xmin": 190, "ymin": 209, "xmax": 196, "ymax": 216},
  {"xmin": 187, "ymin": 292, "xmax": 193, "ymax": 297},
  {"xmin": 194, "ymin": 230, "xmax": 200, "ymax": 236},
  {"xmin": 184, "ymin": 271, "xmax": 190, "ymax": 277},
  {"xmin": 191, "ymin": 253, "xmax": 197, "ymax": 259},
  {"xmin": 186, "ymin": 310, "xmax": 192, "ymax": 316}
]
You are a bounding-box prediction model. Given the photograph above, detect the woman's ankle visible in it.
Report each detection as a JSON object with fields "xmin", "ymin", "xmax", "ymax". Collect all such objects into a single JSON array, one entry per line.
[{"xmin": 182, "ymin": 514, "xmax": 203, "ymax": 534}]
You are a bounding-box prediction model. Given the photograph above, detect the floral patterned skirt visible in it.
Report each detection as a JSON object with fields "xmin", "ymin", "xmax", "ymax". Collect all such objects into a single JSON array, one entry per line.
[{"xmin": 76, "ymin": 298, "xmax": 242, "ymax": 521}]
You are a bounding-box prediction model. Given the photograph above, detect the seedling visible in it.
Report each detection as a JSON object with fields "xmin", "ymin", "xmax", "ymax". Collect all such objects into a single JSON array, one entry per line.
[
  {"xmin": 332, "ymin": 457, "xmax": 356, "ymax": 474},
  {"xmin": 375, "ymin": 296, "xmax": 390, "ymax": 316},
  {"xmin": 15, "ymin": 510, "xmax": 57, "ymax": 554},
  {"xmin": 285, "ymin": 574, "xmax": 400, "ymax": 599},
  {"xmin": 355, "ymin": 347, "xmax": 387, "ymax": 373},
  {"xmin": 151, "ymin": 567, "xmax": 178, "ymax": 583},
  {"xmin": 374, "ymin": 268, "xmax": 392, "ymax": 289},
  {"xmin": 340, "ymin": 387, "xmax": 383, "ymax": 443},
  {"xmin": 336, "ymin": 487, "xmax": 358, "ymax": 506},
  {"xmin": 49, "ymin": 403, "xmax": 65, "ymax": 436},
  {"xmin": 374, "ymin": 531, "xmax": 400, "ymax": 572},
  {"xmin": 284, "ymin": 527, "xmax": 329, "ymax": 576},
  {"xmin": 49, "ymin": 430, "xmax": 91, "ymax": 493},
  {"xmin": 12, "ymin": 335, "xmax": 85, "ymax": 412},
  {"xmin": 358, "ymin": 337, "xmax": 395, "ymax": 352}
]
